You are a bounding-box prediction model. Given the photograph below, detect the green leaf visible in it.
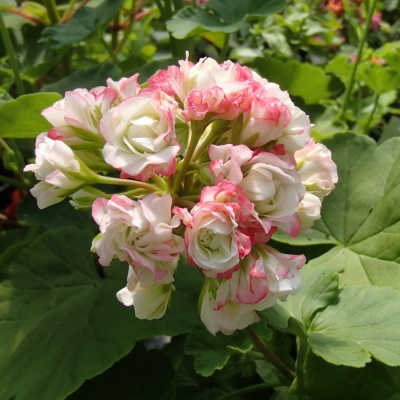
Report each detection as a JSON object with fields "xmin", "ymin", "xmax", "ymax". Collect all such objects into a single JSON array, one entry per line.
[
  {"xmin": 380, "ymin": 116, "xmax": 400, "ymax": 143},
  {"xmin": 166, "ymin": 7, "xmax": 236, "ymax": 39},
  {"xmin": 0, "ymin": 92, "xmax": 61, "ymax": 138},
  {"xmin": 251, "ymin": 57, "xmax": 343, "ymax": 104},
  {"xmin": 357, "ymin": 62, "xmax": 400, "ymax": 94},
  {"xmin": 184, "ymin": 328, "xmax": 252, "ymax": 377},
  {"xmin": 0, "ymin": 226, "xmax": 202, "ymax": 400},
  {"xmin": 262, "ymin": 263, "xmax": 339, "ymax": 335},
  {"xmin": 290, "ymin": 356, "xmax": 400, "ymax": 400},
  {"xmin": 41, "ymin": 62, "xmax": 122, "ymax": 94},
  {"xmin": 308, "ymin": 286, "xmax": 400, "ymax": 367},
  {"xmin": 167, "ymin": 0, "xmax": 286, "ymax": 39},
  {"xmin": 264, "ymin": 133, "xmax": 400, "ymax": 366},
  {"xmin": 66, "ymin": 344, "xmax": 175, "ymax": 400},
  {"xmin": 325, "ymin": 54, "xmax": 354, "ymax": 84},
  {"xmin": 41, "ymin": 0, "xmax": 124, "ymax": 49},
  {"xmin": 309, "ymin": 133, "xmax": 400, "ymax": 290},
  {"xmin": 17, "ymin": 194, "xmax": 94, "ymax": 232},
  {"xmin": 0, "ymin": 227, "xmax": 138, "ymax": 400},
  {"xmin": 206, "ymin": 0, "xmax": 286, "ymax": 25}
]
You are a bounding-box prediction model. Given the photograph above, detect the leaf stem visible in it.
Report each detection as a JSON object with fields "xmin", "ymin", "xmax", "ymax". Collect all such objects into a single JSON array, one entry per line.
[
  {"xmin": 364, "ymin": 93, "xmax": 380, "ymax": 134},
  {"xmin": 339, "ymin": 0, "xmax": 378, "ymax": 118},
  {"xmin": 173, "ymin": 122, "xmax": 202, "ymax": 194},
  {"xmin": 43, "ymin": 0, "xmax": 61, "ymax": 24},
  {"xmin": 0, "ymin": 11, "xmax": 24, "ymax": 96},
  {"xmin": 214, "ymin": 383, "xmax": 273, "ymax": 400},
  {"xmin": 61, "ymin": 0, "xmax": 78, "ymax": 22},
  {"xmin": 94, "ymin": 174, "xmax": 161, "ymax": 193},
  {"xmin": 245, "ymin": 326, "xmax": 295, "ymax": 382}
]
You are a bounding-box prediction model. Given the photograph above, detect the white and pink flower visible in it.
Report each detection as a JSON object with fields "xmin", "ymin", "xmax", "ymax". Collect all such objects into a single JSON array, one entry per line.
[
  {"xmin": 209, "ymin": 144, "xmax": 305, "ymax": 236},
  {"xmin": 100, "ymin": 91, "xmax": 180, "ymax": 181},
  {"xmin": 91, "ymin": 194, "xmax": 184, "ymax": 282},
  {"xmin": 24, "ymin": 133, "xmax": 93, "ymax": 208},
  {"xmin": 117, "ymin": 267, "xmax": 174, "ymax": 320},
  {"xmin": 198, "ymin": 245, "xmax": 305, "ymax": 334},
  {"xmin": 294, "ymin": 138, "xmax": 338, "ymax": 199},
  {"xmin": 173, "ymin": 181, "xmax": 274, "ymax": 279},
  {"xmin": 42, "ymin": 87, "xmax": 117, "ymax": 146}
]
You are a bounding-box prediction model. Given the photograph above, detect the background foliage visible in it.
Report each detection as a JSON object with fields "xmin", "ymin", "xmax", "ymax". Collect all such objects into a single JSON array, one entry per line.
[{"xmin": 0, "ymin": 0, "xmax": 400, "ymax": 399}]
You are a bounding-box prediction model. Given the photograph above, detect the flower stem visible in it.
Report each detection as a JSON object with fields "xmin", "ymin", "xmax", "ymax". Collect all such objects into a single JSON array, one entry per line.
[
  {"xmin": 94, "ymin": 174, "xmax": 161, "ymax": 193},
  {"xmin": 364, "ymin": 92, "xmax": 379, "ymax": 134},
  {"xmin": 191, "ymin": 120, "xmax": 230, "ymax": 162},
  {"xmin": 245, "ymin": 326, "xmax": 295, "ymax": 382},
  {"xmin": 173, "ymin": 121, "xmax": 202, "ymax": 194},
  {"xmin": 61, "ymin": 0, "xmax": 78, "ymax": 22},
  {"xmin": 214, "ymin": 383, "xmax": 273, "ymax": 400},
  {"xmin": 43, "ymin": 0, "xmax": 61, "ymax": 24},
  {"xmin": 0, "ymin": 11, "xmax": 24, "ymax": 96},
  {"xmin": 339, "ymin": 0, "xmax": 378, "ymax": 118}
]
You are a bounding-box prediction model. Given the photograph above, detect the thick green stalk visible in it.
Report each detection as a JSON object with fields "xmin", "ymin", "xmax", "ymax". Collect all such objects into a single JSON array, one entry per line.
[
  {"xmin": 364, "ymin": 93, "xmax": 380, "ymax": 134},
  {"xmin": 339, "ymin": 0, "xmax": 378, "ymax": 118},
  {"xmin": 61, "ymin": 0, "xmax": 78, "ymax": 22},
  {"xmin": 173, "ymin": 122, "xmax": 203, "ymax": 194},
  {"xmin": 115, "ymin": 0, "xmax": 136, "ymax": 55},
  {"xmin": 94, "ymin": 174, "xmax": 161, "ymax": 193},
  {"xmin": 245, "ymin": 326, "xmax": 295, "ymax": 382},
  {"xmin": 0, "ymin": 11, "xmax": 24, "ymax": 96},
  {"xmin": 43, "ymin": 0, "xmax": 61, "ymax": 24}
]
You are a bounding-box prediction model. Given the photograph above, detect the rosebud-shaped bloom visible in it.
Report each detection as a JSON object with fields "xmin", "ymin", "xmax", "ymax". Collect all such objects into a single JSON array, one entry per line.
[
  {"xmin": 42, "ymin": 87, "xmax": 118, "ymax": 146},
  {"xmin": 100, "ymin": 91, "xmax": 180, "ymax": 181},
  {"xmin": 241, "ymin": 245, "xmax": 304, "ymax": 310},
  {"xmin": 106, "ymin": 74, "xmax": 140, "ymax": 102},
  {"xmin": 297, "ymin": 192, "xmax": 322, "ymax": 230},
  {"xmin": 240, "ymin": 95, "xmax": 292, "ymax": 148},
  {"xmin": 173, "ymin": 200, "xmax": 246, "ymax": 279},
  {"xmin": 149, "ymin": 54, "xmax": 262, "ymax": 122},
  {"xmin": 250, "ymin": 82, "xmax": 312, "ymax": 152},
  {"xmin": 117, "ymin": 267, "xmax": 173, "ymax": 320},
  {"xmin": 294, "ymin": 139, "xmax": 338, "ymax": 199},
  {"xmin": 91, "ymin": 194, "xmax": 184, "ymax": 282},
  {"xmin": 199, "ymin": 278, "xmax": 260, "ymax": 335},
  {"xmin": 24, "ymin": 133, "xmax": 93, "ymax": 208},
  {"xmin": 198, "ymin": 245, "xmax": 305, "ymax": 335},
  {"xmin": 209, "ymin": 144, "xmax": 305, "ymax": 236},
  {"xmin": 173, "ymin": 181, "xmax": 272, "ymax": 278}
]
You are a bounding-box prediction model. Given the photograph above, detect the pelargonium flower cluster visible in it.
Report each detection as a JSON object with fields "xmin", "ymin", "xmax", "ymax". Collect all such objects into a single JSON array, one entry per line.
[{"xmin": 24, "ymin": 54, "xmax": 338, "ymax": 335}]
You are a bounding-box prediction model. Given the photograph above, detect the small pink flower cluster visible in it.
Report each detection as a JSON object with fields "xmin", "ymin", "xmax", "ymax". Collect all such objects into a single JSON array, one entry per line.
[{"xmin": 25, "ymin": 54, "xmax": 338, "ymax": 334}]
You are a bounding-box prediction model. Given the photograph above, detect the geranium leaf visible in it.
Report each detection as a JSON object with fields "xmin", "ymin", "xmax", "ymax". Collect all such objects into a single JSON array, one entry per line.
[
  {"xmin": 41, "ymin": 0, "xmax": 124, "ymax": 49},
  {"xmin": 264, "ymin": 133, "xmax": 400, "ymax": 368},
  {"xmin": 0, "ymin": 226, "xmax": 202, "ymax": 400},
  {"xmin": 251, "ymin": 57, "xmax": 343, "ymax": 104},
  {"xmin": 184, "ymin": 328, "xmax": 252, "ymax": 377},
  {"xmin": 309, "ymin": 133, "xmax": 400, "ymax": 290},
  {"xmin": 290, "ymin": 356, "xmax": 400, "ymax": 399},
  {"xmin": 167, "ymin": 0, "xmax": 285, "ymax": 39},
  {"xmin": 308, "ymin": 286, "xmax": 400, "ymax": 367},
  {"xmin": 0, "ymin": 92, "xmax": 61, "ymax": 138}
]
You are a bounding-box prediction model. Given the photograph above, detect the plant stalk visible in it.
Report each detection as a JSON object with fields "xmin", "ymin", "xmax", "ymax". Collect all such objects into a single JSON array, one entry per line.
[
  {"xmin": 364, "ymin": 93, "xmax": 380, "ymax": 134},
  {"xmin": 43, "ymin": 0, "xmax": 61, "ymax": 24},
  {"xmin": 245, "ymin": 326, "xmax": 295, "ymax": 382},
  {"xmin": 339, "ymin": 0, "xmax": 378, "ymax": 118},
  {"xmin": 0, "ymin": 11, "xmax": 24, "ymax": 96}
]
